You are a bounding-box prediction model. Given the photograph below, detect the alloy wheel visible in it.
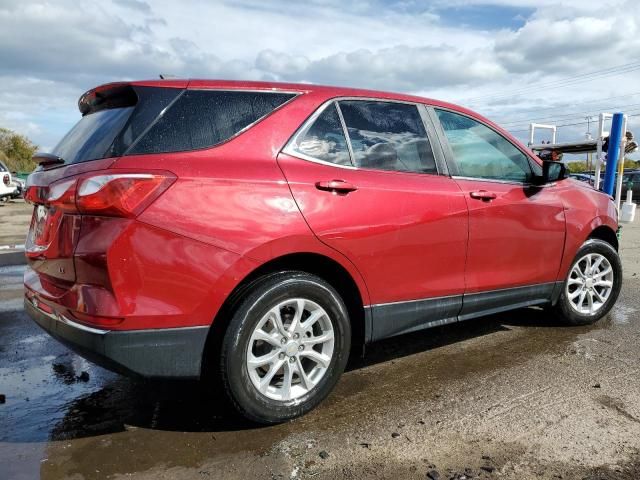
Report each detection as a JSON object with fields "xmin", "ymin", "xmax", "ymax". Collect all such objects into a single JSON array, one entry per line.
[
  {"xmin": 246, "ymin": 298, "xmax": 335, "ymax": 401},
  {"xmin": 566, "ymin": 253, "xmax": 614, "ymax": 315}
]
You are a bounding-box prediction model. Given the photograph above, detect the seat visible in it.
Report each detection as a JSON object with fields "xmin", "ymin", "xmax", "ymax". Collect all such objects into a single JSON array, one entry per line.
[{"xmin": 358, "ymin": 143, "xmax": 398, "ymax": 170}]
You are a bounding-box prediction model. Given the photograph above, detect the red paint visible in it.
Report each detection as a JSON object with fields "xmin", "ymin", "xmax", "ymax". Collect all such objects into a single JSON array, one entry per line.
[
  {"xmin": 453, "ymin": 179, "xmax": 566, "ymax": 292},
  {"xmin": 24, "ymin": 80, "xmax": 618, "ymax": 334},
  {"xmin": 278, "ymin": 153, "xmax": 468, "ymax": 304}
]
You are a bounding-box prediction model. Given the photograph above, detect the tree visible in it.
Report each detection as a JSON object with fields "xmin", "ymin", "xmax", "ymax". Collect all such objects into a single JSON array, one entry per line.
[
  {"xmin": 567, "ymin": 161, "xmax": 587, "ymax": 173},
  {"xmin": 567, "ymin": 158, "xmax": 639, "ymax": 174},
  {"xmin": 623, "ymin": 158, "xmax": 639, "ymax": 169},
  {"xmin": 0, "ymin": 127, "xmax": 38, "ymax": 172}
]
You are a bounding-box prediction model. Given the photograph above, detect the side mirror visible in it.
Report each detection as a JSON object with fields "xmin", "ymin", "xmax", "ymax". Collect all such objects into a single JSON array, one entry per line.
[{"xmin": 533, "ymin": 160, "xmax": 567, "ymax": 185}]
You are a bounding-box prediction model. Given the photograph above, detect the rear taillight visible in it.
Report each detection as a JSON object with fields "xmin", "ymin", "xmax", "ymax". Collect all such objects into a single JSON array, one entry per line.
[
  {"xmin": 47, "ymin": 178, "xmax": 77, "ymax": 212},
  {"xmin": 28, "ymin": 171, "xmax": 176, "ymax": 218},
  {"xmin": 2, "ymin": 174, "xmax": 8, "ymax": 186},
  {"xmin": 75, "ymin": 173, "xmax": 175, "ymax": 217}
]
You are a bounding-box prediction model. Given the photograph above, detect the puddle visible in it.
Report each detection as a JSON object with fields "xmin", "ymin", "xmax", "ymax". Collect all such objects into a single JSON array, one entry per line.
[{"xmin": 1, "ymin": 276, "xmax": 638, "ymax": 479}]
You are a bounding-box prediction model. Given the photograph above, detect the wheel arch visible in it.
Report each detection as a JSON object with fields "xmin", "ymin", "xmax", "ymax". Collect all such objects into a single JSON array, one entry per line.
[
  {"xmin": 201, "ymin": 252, "xmax": 370, "ymax": 379},
  {"xmin": 588, "ymin": 225, "xmax": 619, "ymax": 251}
]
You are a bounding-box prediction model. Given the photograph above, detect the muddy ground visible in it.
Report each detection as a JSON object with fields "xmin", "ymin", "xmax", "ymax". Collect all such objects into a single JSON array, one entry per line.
[{"xmin": 1, "ymin": 203, "xmax": 640, "ymax": 479}]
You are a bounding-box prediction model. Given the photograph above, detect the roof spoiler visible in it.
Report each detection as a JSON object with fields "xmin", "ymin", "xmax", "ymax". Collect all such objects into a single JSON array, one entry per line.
[
  {"xmin": 78, "ymin": 82, "xmax": 137, "ymax": 116},
  {"xmin": 32, "ymin": 152, "xmax": 65, "ymax": 167}
]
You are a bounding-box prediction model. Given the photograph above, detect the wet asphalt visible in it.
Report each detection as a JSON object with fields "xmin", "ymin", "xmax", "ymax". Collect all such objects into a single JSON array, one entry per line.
[{"xmin": 1, "ymin": 209, "xmax": 640, "ymax": 479}]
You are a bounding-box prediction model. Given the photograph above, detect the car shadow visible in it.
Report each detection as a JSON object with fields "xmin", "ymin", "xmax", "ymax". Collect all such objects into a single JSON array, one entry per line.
[
  {"xmin": 47, "ymin": 306, "xmax": 592, "ymax": 439},
  {"xmin": 6, "ymin": 306, "xmax": 599, "ymax": 443}
]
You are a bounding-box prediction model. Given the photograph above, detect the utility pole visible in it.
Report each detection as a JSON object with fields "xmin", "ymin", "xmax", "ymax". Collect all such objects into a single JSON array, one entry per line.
[{"xmin": 585, "ymin": 116, "xmax": 592, "ymax": 173}]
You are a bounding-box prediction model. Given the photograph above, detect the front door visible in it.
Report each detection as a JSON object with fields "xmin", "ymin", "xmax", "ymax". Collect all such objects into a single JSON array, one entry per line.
[{"xmin": 432, "ymin": 108, "xmax": 566, "ymax": 318}]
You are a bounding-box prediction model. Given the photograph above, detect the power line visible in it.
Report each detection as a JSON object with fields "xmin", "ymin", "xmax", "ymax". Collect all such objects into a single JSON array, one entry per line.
[
  {"xmin": 495, "ymin": 102, "xmax": 640, "ymax": 128},
  {"xmin": 465, "ymin": 62, "xmax": 640, "ymax": 103},
  {"xmin": 487, "ymin": 91, "xmax": 640, "ymax": 123},
  {"xmin": 462, "ymin": 61, "xmax": 640, "ymax": 104},
  {"xmin": 508, "ymin": 112, "xmax": 640, "ymax": 134}
]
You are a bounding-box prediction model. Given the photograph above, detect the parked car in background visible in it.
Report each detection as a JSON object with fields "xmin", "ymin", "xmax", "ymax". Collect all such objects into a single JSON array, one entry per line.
[
  {"xmin": 622, "ymin": 170, "xmax": 640, "ymax": 203},
  {"xmin": 0, "ymin": 160, "xmax": 17, "ymax": 201},
  {"xmin": 9, "ymin": 174, "xmax": 25, "ymax": 198},
  {"xmin": 569, "ymin": 173, "xmax": 596, "ymax": 185},
  {"xmin": 24, "ymin": 80, "xmax": 622, "ymax": 423}
]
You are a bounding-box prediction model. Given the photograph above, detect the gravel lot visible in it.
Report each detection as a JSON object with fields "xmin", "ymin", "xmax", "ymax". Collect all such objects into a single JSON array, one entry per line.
[
  {"xmin": 1, "ymin": 200, "xmax": 639, "ymax": 480},
  {"xmin": 0, "ymin": 199, "xmax": 30, "ymax": 247}
]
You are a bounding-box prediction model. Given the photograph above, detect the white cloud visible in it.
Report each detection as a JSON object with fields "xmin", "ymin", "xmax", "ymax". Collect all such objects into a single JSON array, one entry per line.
[{"xmin": 0, "ymin": 0, "xmax": 638, "ymax": 151}]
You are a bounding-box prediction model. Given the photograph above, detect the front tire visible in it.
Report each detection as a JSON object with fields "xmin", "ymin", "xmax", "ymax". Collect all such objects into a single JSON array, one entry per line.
[
  {"xmin": 219, "ymin": 271, "xmax": 351, "ymax": 424},
  {"xmin": 554, "ymin": 239, "xmax": 622, "ymax": 325}
]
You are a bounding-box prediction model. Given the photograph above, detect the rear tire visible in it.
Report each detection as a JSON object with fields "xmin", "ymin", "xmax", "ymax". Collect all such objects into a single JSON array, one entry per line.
[
  {"xmin": 554, "ymin": 239, "xmax": 622, "ymax": 325},
  {"xmin": 219, "ymin": 271, "xmax": 351, "ymax": 424}
]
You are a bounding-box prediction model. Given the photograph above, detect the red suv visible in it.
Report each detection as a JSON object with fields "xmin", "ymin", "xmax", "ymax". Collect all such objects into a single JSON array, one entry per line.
[{"xmin": 24, "ymin": 80, "xmax": 622, "ymax": 423}]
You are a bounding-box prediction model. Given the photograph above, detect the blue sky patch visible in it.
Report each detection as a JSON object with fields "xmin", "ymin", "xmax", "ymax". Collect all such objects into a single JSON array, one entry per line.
[{"xmin": 434, "ymin": 4, "xmax": 534, "ymax": 30}]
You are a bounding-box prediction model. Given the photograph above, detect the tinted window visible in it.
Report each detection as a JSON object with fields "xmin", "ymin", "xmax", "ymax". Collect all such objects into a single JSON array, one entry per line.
[
  {"xmin": 50, "ymin": 86, "xmax": 181, "ymax": 166},
  {"xmin": 338, "ymin": 100, "xmax": 437, "ymax": 174},
  {"xmin": 52, "ymin": 107, "xmax": 134, "ymax": 165},
  {"xmin": 109, "ymin": 87, "xmax": 181, "ymax": 157},
  {"xmin": 129, "ymin": 90, "xmax": 295, "ymax": 154},
  {"xmin": 289, "ymin": 103, "xmax": 351, "ymax": 166},
  {"xmin": 436, "ymin": 109, "xmax": 532, "ymax": 182}
]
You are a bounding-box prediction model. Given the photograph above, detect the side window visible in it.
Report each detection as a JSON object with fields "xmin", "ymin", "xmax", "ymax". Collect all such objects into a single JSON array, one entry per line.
[
  {"xmin": 129, "ymin": 90, "xmax": 294, "ymax": 154},
  {"xmin": 435, "ymin": 109, "xmax": 533, "ymax": 182},
  {"xmin": 338, "ymin": 100, "xmax": 437, "ymax": 174},
  {"xmin": 288, "ymin": 103, "xmax": 352, "ymax": 166}
]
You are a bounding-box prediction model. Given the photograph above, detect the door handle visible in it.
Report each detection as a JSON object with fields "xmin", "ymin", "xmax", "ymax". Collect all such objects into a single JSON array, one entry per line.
[
  {"xmin": 315, "ymin": 180, "xmax": 358, "ymax": 194},
  {"xmin": 469, "ymin": 190, "xmax": 497, "ymax": 201}
]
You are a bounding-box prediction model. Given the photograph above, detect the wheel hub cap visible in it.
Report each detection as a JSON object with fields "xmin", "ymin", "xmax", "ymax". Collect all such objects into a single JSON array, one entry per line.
[
  {"xmin": 284, "ymin": 341, "xmax": 299, "ymax": 357},
  {"xmin": 246, "ymin": 298, "xmax": 335, "ymax": 401}
]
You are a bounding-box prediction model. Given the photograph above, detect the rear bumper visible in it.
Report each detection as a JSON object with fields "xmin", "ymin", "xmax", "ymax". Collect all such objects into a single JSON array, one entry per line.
[{"xmin": 25, "ymin": 298, "xmax": 209, "ymax": 379}]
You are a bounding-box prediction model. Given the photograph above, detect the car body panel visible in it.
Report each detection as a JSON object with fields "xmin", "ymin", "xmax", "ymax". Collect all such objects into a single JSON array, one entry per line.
[
  {"xmin": 452, "ymin": 178, "xmax": 566, "ymax": 293},
  {"xmin": 555, "ymin": 182, "xmax": 618, "ymax": 280},
  {"xmin": 277, "ymin": 152, "xmax": 469, "ymax": 305}
]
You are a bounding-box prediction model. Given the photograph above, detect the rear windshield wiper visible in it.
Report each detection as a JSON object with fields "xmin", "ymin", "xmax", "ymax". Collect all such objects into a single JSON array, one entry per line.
[{"xmin": 33, "ymin": 152, "xmax": 65, "ymax": 167}]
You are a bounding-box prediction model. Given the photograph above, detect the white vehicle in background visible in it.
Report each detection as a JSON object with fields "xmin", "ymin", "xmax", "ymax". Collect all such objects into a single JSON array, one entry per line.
[
  {"xmin": 9, "ymin": 175, "xmax": 25, "ymax": 199},
  {"xmin": 0, "ymin": 161, "xmax": 17, "ymax": 202}
]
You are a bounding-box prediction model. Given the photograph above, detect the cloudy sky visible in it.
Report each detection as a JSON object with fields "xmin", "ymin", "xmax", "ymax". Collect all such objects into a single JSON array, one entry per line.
[{"xmin": 1, "ymin": 0, "xmax": 639, "ymax": 154}]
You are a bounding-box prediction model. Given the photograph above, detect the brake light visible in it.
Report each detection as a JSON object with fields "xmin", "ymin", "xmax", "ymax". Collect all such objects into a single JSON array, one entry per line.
[
  {"xmin": 76, "ymin": 173, "xmax": 175, "ymax": 217},
  {"xmin": 32, "ymin": 171, "xmax": 175, "ymax": 218},
  {"xmin": 2, "ymin": 174, "xmax": 8, "ymax": 186}
]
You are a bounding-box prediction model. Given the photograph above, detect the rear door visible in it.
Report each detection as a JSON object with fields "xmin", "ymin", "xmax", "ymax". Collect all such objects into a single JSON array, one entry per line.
[
  {"xmin": 278, "ymin": 99, "xmax": 468, "ymax": 340},
  {"xmin": 431, "ymin": 108, "xmax": 566, "ymax": 319}
]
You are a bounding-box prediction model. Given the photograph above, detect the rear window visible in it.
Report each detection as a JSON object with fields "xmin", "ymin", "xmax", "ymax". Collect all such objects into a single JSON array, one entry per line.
[
  {"xmin": 49, "ymin": 87, "xmax": 295, "ymax": 166},
  {"xmin": 52, "ymin": 106, "xmax": 134, "ymax": 165},
  {"xmin": 128, "ymin": 90, "xmax": 295, "ymax": 155}
]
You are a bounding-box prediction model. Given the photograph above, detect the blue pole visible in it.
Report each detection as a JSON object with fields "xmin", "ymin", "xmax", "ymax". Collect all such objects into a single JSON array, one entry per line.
[{"xmin": 603, "ymin": 112, "xmax": 624, "ymax": 196}]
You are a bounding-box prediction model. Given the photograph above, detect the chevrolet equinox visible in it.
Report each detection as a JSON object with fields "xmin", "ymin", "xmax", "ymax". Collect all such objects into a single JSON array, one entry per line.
[{"xmin": 24, "ymin": 80, "xmax": 622, "ymax": 423}]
